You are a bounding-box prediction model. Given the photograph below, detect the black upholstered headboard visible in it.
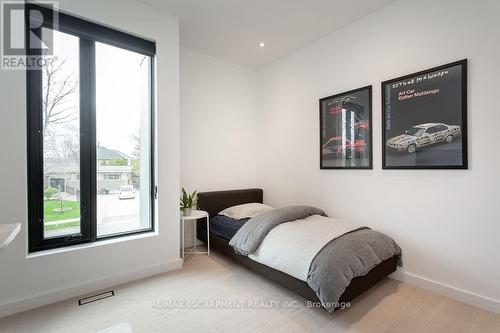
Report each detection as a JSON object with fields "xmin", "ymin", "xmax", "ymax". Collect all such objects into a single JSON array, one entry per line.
[
  {"xmin": 197, "ymin": 188, "xmax": 263, "ymax": 218},
  {"xmin": 196, "ymin": 188, "xmax": 263, "ymax": 244}
]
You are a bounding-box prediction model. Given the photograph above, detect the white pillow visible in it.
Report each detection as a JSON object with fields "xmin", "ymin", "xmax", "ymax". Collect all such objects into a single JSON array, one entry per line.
[{"xmin": 219, "ymin": 203, "xmax": 273, "ymax": 220}]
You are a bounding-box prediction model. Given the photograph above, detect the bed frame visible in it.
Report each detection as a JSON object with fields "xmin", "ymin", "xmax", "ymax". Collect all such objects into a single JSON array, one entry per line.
[{"xmin": 196, "ymin": 188, "xmax": 398, "ymax": 310}]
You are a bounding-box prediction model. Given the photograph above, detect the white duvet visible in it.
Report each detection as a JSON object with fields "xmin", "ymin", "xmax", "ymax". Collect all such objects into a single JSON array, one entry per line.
[{"xmin": 248, "ymin": 214, "xmax": 361, "ymax": 281}]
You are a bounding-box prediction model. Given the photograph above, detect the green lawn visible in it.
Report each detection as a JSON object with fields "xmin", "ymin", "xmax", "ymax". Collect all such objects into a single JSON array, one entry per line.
[
  {"xmin": 44, "ymin": 221, "xmax": 80, "ymax": 232},
  {"xmin": 44, "ymin": 199, "xmax": 80, "ymax": 222}
]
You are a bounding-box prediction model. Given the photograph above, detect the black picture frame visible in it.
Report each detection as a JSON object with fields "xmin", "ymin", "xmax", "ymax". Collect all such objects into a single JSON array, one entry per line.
[
  {"xmin": 382, "ymin": 59, "xmax": 468, "ymax": 169},
  {"xmin": 320, "ymin": 86, "xmax": 373, "ymax": 169}
]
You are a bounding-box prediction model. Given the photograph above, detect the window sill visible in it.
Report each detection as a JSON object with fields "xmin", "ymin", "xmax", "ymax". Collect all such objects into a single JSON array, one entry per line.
[{"xmin": 26, "ymin": 231, "xmax": 158, "ymax": 259}]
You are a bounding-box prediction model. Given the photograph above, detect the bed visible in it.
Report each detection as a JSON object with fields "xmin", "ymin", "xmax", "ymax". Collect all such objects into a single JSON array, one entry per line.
[{"xmin": 195, "ymin": 188, "xmax": 400, "ymax": 312}]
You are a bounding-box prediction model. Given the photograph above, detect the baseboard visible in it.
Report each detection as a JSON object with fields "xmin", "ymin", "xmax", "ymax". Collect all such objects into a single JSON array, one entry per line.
[
  {"xmin": 0, "ymin": 257, "xmax": 183, "ymax": 319},
  {"xmin": 390, "ymin": 269, "xmax": 500, "ymax": 314}
]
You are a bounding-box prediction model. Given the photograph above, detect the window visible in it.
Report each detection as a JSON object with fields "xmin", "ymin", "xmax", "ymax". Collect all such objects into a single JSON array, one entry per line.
[
  {"xmin": 103, "ymin": 173, "xmax": 122, "ymax": 180},
  {"xmin": 426, "ymin": 126, "xmax": 438, "ymax": 134},
  {"xmin": 27, "ymin": 5, "xmax": 156, "ymax": 252},
  {"xmin": 405, "ymin": 127, "xmax": 425, "ymax": 137}
]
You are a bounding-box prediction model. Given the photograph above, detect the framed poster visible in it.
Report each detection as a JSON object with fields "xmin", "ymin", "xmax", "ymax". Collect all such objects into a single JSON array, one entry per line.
[
  {"xmin": 320, "ymin": 86, "xmax": 372, "ymax": 169},
  {"xmin": 382, "ymin": 59, "xmax": 468, "ymax": 169}
]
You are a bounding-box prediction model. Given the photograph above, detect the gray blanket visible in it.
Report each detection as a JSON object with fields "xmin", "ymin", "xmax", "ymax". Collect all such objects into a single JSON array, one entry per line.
[
  {"xmin": 229, "ymin": 206, "xmax": 402, "ymax": 313},
  {"xmin": 308, "ymin": 228, "xmax": 402, "ymax": 312},
  {"xmin": 229, "ymin": 206, "xmax": 326, "ymax": 255}
]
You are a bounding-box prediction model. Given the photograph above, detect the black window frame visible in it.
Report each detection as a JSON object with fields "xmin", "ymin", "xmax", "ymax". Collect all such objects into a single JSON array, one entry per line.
[{"xmin": 26, "ymin": 4, "xmax": 157, "ymax": 253}]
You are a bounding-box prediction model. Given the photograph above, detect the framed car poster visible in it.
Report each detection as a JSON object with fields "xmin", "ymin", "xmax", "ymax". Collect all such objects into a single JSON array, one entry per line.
[
  {"xmin": 320, "ymin": 86, "xmax": 372, "ymax": 169},
  {"xmin": 382, "ymin": 59, "xmax": 468, "ymax": 169}
]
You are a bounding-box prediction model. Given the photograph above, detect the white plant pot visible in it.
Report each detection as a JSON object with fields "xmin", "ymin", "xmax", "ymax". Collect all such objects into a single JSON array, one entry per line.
[{"xmin": 182, "ymin": 207, "xmax": 192, "ymax": 216}]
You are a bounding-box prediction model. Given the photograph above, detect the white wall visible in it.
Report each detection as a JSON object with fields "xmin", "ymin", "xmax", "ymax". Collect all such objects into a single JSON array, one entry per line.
[
  {"xmin": 180, "ymin": 48, "xmax": 257, "ymax": 192},
  {"xmin": 256, "ymin": 0, "xmax": 500, "ymax": 312},
  {"xmin": 180, "ymin": 48, "xmax": 257, "ymax": 247},
  {"xmin": 0, "ymin": 0, "xmax": 180, "ymax": 318}
]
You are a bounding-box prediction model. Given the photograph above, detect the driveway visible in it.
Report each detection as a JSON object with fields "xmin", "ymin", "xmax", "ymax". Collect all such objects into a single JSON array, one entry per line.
[
  {"xmin": 44, "ymin": 192, "xmax": 146, "ymax": 238},
  {"xmin": 97, "ymin": 193, "xmax": 142, "ymax": 236}
]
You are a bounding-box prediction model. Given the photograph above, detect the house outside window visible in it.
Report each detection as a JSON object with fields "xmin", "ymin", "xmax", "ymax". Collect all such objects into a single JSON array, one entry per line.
[{"xmin": 104, "ymin": 174, "xmax": 121, "ymax": 180}]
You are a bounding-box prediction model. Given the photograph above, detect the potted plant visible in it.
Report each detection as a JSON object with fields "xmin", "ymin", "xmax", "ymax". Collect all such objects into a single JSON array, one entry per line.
[{"xmin": 180, "ymin": 187, "xmax": 197, "ymax": 216}]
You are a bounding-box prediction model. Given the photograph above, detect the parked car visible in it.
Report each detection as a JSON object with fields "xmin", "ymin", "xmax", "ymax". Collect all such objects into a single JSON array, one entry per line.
[
  {"xmin": 322, "ymin": 137, "xmax": 367, "ymax": 157},
  {"xmin": 99, "ymin": 188, "xmax": 110, "ymax": 195},
  {"xmin": 386, "ymin": 123, "xmax": 461, "ymax": 153},
  {"xmin": 118, "ymin": 185, "xmax": 135, "ymax": 200}
]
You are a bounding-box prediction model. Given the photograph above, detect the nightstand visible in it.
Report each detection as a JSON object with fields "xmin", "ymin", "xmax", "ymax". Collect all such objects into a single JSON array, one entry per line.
[{"xmin": 180, "ymin": 210, "xmax": 210, "ymax": 261}]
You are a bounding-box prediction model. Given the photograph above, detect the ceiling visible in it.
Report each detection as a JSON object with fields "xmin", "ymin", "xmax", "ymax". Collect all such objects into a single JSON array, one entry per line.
[{"xmin": 139, "ymin": 0, "xmax": 394, "ymax": 69}]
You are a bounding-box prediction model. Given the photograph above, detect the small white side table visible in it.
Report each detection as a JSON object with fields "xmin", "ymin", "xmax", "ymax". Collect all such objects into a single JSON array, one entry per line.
[{"xmin": 180, "ymin": 210, "xmax": 210, "ymax": 261}]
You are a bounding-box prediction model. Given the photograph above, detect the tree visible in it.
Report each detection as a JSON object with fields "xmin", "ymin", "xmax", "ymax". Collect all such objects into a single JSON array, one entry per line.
[
  {"xmin": 130, "ymin": 133, "xmax": 141, "ymax": 188},
  {"xmin": 101, "ymin": 158, "xmax": 128, "ymax": 166},
  {"xmin": 130, "ymin": 133, "xmax": 140, "ymax": 159},
  {"xmin": 44, "ymin": 130, "xmax": 80, "ymax": 196},
  {"xmin": 42, "ymin": 58, "xmax": 78, "ymax": 132},
  {"xmin": 42, "ymin": 57, "xmax": 80, "ymax": 197}
]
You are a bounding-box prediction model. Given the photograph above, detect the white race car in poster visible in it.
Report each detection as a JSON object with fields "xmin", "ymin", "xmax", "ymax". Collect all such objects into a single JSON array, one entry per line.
[{"xmin": 387, "ymin": 123, "xmax": 461, "ymax": 154}]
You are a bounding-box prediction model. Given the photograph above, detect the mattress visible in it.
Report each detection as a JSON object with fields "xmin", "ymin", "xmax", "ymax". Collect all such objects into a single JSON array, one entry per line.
[{"xmin": 209, "ymin": 215, "xmax": 249, "ymax": 240}]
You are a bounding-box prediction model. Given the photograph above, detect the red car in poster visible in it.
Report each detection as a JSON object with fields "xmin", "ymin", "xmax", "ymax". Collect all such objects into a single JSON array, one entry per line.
[
  {"xmin": 322, "ymin": 137, "xmax": 367, "ymax": 157},
  {"xmin": 355, "ymin": 120, "xmax": 369, "ymax": 129}
]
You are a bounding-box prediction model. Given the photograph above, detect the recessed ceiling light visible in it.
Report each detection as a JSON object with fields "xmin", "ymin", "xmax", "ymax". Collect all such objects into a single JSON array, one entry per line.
[{"xmin": 259, "ymin": 42, "xmax": 265, "ymax": 48}]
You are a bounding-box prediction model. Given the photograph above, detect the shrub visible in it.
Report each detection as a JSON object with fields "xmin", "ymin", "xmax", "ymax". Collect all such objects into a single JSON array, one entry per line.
[{"xmin": 44, "ymin": 186, "xmax": 59, "ymax": 200}]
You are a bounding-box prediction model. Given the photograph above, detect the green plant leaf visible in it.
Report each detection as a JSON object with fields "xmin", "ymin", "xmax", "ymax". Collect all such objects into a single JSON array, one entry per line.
[{"xmin": 181, "ymin": 187, "xmax": 198, "ymax": 208}]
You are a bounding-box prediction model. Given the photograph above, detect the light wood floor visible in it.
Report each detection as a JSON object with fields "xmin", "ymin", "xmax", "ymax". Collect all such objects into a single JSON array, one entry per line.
[{"xmin": 1, "ymin": 252, "xmax": 499, "ymax": 333}]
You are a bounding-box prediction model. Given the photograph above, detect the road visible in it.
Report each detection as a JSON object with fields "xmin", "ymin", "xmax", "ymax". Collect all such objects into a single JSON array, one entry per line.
[{"xmin": 385, "ymin": 139, "xmax": 463, "ymax": 167}]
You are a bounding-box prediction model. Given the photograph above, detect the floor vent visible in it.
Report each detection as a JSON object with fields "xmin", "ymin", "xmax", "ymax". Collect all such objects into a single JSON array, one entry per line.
[{"xmin": 78, "ymin": 291, "xmax": 115, "ymax": 306}]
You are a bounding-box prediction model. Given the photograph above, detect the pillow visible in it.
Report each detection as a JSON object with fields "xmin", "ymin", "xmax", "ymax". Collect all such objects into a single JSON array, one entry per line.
[{"xmin": 219, "ymin": 203, "xmax": 273, "ymax": 220}]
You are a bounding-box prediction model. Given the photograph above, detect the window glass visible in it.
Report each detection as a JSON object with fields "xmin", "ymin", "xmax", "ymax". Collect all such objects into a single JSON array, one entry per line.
[
  {"xmin": 405, "ymin": 127, "xmax": 425, "ymax": 137},
  {"xmin": 427, "ymin": 127, "xmax": 438, "ymax": 134},
  {"xmin": 42, "ymin": 29, "xmax": 81, "ymax": 239},
  {"xmin": 96, "ymin": 42, "xmax": 152, "ymax": 237}
]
